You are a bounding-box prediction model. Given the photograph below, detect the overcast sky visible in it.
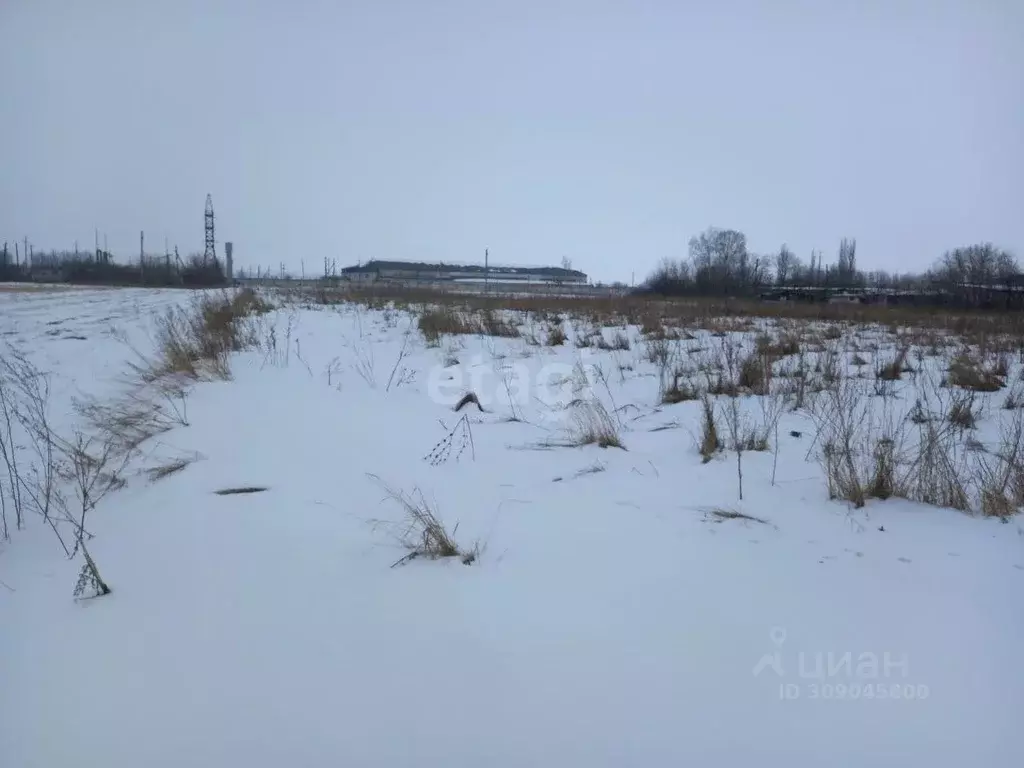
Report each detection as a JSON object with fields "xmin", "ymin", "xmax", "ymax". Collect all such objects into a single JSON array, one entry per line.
[{"xmin": 1, "ymin": 0, "xmax": 1021, "ymax": 283}]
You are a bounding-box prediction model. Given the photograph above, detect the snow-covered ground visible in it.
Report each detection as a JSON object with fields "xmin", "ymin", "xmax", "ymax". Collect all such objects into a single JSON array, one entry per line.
[{"xmin": 2, "ymin": 286, "xmax": 1022, "ymax": 767}]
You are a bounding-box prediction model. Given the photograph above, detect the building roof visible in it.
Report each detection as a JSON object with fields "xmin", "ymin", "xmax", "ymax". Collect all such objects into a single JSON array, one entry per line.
[{"xmin": 340, "ymin": 260, "xmax": 586, "ymax": 279}]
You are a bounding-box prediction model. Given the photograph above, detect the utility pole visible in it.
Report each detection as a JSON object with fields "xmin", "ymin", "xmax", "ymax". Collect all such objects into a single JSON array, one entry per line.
[
  {"xmin": 484, "ymin": 248, "xmax": 489, "ymax": 294},
  {"xmin": 140, "ymin": 231, "xmax": 145, "ymax": 282}
]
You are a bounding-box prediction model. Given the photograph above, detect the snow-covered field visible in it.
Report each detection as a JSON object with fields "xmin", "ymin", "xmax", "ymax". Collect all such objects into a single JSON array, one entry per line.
[{"xmin": 2, "ymin": 285, "xmax": 1022, "ymax": 766}]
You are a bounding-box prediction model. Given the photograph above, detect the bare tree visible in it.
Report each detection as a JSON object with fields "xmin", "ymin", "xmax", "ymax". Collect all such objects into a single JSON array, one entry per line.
[
  {"xmin": 775, "ymin": 245, "xmax": 794, "ymax": 286},
  {"xmin": 689, "ymin": 227, "xmax": 750, "ymax": 294},
  {"xmin": 837, "ymin": 237, "xmax": 857, "ymax": 284}
]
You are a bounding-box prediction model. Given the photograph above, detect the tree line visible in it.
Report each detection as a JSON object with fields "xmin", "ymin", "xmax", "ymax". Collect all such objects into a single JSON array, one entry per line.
[
  {"xmin": 642, "ymin": 228, "xmax": 1019, "ymax": 303},
  {"xmin": 0, "ymin": 244, "xmax": 227, "ymax": 288}
]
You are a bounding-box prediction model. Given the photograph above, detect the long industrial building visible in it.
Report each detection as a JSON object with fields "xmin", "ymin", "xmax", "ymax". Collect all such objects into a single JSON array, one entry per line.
[{"xmin": 338, "ymin": 260, "xmax": 588, "ymax": 286}]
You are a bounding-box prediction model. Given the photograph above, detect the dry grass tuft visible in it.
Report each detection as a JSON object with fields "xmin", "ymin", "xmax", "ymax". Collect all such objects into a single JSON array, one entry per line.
[
  {"xmin": 738, "ymin": 351, "xmax": 772, "ymax": 395},
  {"xmin": 706, "ymin": 507, "xmax": 771, "ymax": 525},
  {"xmin": 698, "ymin": 394, "xmax": 722, "ymax": 463},
  {"xmin": 876, "ymin": 343, "xmax": 911, "ymax": 381},
  {"xmin": 947, "ymin": 393, "xmax": 977, "ymax": 430},
  {"xmin": 418, "ymin": 306, "xmax": 520, "ymax": 344},
  {"xmin": 146, "ymin": 457, "xmax": 195, "ymax": 482},
  {"xmin": 418, "ymin": 307, "xmax": 474, "ymax": 344},
  {"xmin": 946, "ymin": 351, "xmax": 1005, "ymax": 392},
  {"xmin": 597, "ymin": 330, "xmax": 631, "ymax": 351},
  {"xmin": 369, "ymin": 475, "xmax": 479, "ymax": 566},
  {"xmin": 145, "ymin": 288, "xmax": 271, "ymax": 381},
  {"xmin": 756, "ymin": 333, "xmax": 801, "ymax": 360},
  {"xmin": 565, "ymin": 398, "xmax": 625, "ymax": 449},
  {"xmin": 546, "ymin": 322, "xmax": 568, "ymax": 346},
  {"xmin": 479, "ymin": 310, "xmax": 520, "ymax": 338},
  {"xmin": 661, "ymin": 372, "xmax": 700, "ymax": 404}
]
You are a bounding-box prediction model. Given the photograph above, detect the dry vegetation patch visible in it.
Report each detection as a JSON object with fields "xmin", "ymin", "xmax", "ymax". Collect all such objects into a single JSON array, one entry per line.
[{"xmin": 369, "ymin": 475, "xmax": 479, "ymax": 566}]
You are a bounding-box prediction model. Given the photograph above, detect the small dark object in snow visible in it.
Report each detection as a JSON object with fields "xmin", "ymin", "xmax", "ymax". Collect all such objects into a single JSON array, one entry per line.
[
  {"xmin": 878, "ymin": 525, "xmax": 885, "ymax": 532},
  {"xmin": 790, "ymin": 430, "xmax": 802, "ymax": 438},
  {"xmin": 215, "ymin": 486, "xmax": 269, "ymax": 495},
  {"xmin": 453, "ymin": 391, "xmax": 485, "ymax": 412}
]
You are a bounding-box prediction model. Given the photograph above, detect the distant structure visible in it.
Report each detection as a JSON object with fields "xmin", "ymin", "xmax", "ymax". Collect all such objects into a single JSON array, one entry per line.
[
  {"xmin": 224, "ymin": 241, "xmax": 234, "ymax": 283},
  {"xmin": 204, "ymin": 194, "xmax": 216, "ymax": 264},
  {"xmin": 338, "ymin": 259, "xmax": 588, "ymax": 287}
]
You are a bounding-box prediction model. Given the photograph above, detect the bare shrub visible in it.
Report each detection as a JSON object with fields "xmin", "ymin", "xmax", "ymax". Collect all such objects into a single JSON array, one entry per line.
[
  {"xmin": 61, "ymin": 432, "xmax": 131, "ymax": 599},
  {"xmin": 424, "ymin": 413, "xmax": 476, "ymax": 465},
  {"xmin": 811, "ymin": 379, "xmax": 879, "ymax": 507},
  {"xmin": 717, "ymin": 386, "xmax": 769, "ymax": 500},
  {"xmin": 0, "ymin": 362, "xmax": 26, "ymax": 536},
  {"xmin": 906, "ymin": 418, "xmax": 971, "ymax": 512},
  {"xmin": 0, "ymin": 349, "xmax": 60, "ymax": 533},
  {"xmin": 975, "ymin": 412, "xmax": 1024, "ymax": 518},
  {"xmin": 384, "ymin": 326, "xmax": 415, "ymax": 392},
  {"xmin": 74, "ymin": 393, "xmax": 176, "ymax": 456}
]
